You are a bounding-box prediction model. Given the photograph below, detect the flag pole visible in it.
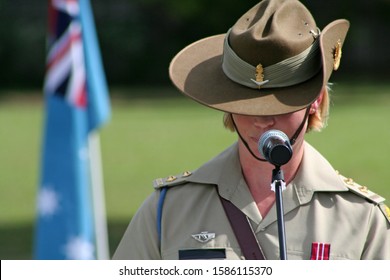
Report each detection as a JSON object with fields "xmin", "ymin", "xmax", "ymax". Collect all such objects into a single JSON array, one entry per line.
[
  {"xmin": 80, "ymin": 0, "xmax": 111, "ymax": 259},
  {"xmin": 88, "ymin": 131, "xmax": 110, "ymax": 259}
]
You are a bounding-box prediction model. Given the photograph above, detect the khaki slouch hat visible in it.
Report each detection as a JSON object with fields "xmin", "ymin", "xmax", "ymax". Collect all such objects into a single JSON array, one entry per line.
[{"xmin": 169, "ymin": 0, "xmax": 349, "ymax": 116}]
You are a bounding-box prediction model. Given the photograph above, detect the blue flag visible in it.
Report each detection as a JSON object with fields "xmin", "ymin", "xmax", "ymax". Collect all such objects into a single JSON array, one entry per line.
[{"xmin": 34, "ymin": 0, "xmax": 110, "ymax": 259}]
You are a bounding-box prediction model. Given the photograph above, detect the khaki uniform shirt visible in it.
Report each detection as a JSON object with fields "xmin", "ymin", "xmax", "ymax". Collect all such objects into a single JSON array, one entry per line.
[{"xmin": 113, "ymin": 142, "xmax": 390, "ymax": 260}]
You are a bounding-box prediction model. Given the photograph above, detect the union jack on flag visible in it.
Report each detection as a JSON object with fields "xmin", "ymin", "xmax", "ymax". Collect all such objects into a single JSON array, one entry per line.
[{"xmin": 44, "ymin": 0, "xmax": 87, "ymax": 107}]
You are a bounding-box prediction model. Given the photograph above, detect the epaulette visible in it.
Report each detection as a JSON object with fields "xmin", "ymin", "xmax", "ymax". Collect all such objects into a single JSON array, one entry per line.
[
  {"xmin": 338, "ymin": 174, "xmax": 385, "ymax": 205},
  {"xmin": 153, "ymin": 170, "xmax": 193, "ymax": 189},
  {"xmin": 338, "ymin": 173, "xmax": 390, "ymax": 224}
]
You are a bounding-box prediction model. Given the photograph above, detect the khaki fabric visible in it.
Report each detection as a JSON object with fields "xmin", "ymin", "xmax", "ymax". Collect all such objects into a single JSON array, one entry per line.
[{"xmin": 113, "ymin": 142, "xmax": 390, "ymax": 260}]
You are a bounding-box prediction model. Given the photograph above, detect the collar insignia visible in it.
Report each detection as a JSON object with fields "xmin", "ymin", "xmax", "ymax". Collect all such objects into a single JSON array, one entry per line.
[
  {"xmin": 191, "ymin": 231, "xmax": 216, "ymax": 243},
  {"xmin": 385, "ymin": 205, "xmax": 390, "ymax": 218}
]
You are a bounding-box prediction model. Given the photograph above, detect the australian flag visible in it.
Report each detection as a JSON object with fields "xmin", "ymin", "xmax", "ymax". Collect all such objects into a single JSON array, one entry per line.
[{"xmin": 34, "ymin": 0, "xmax": 110, "ymax": 259}]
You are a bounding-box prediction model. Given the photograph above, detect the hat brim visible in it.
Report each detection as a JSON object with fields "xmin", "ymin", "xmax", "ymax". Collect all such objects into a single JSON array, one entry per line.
[{"xmin": 169, "ymin": 20, "xmax": 350, "ymax": 116}]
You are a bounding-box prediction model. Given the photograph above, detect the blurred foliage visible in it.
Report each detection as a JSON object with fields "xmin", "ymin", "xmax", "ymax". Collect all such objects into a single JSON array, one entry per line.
[{"xmin": 0, "ymin": 0, "xmax": 390, "ymax": 90}]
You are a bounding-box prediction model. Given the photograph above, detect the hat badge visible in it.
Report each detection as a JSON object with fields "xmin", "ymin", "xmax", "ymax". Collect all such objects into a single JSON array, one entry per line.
[
  {"xmin": 255, "ymin": 64, "xmax": 265, "ymax": 88},
  {"xmin": 333, "ymin": 39, "xmax": 342, "ymax": 71}
]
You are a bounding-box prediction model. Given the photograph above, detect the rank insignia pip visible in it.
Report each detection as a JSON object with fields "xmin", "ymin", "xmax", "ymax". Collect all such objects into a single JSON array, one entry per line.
[
  {"xmin": 166, "ymin": 175, "xmax": 177, "ymax": 182},
  {"xmin": 341, "ymin": 175, "xmax": 385, "ymax": 204},
  {"xmin": 153, "ymin": 170, "xmax": 193, "ymax": 189},
  {"xmin": 182, "ymin": 171, "xmax": 192, "ymax": 177}
]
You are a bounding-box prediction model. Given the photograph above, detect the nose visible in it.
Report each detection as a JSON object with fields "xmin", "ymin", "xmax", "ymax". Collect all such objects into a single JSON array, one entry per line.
[{"xmin": 253, "ymin": 116, "xmax": 275, "ymax": 128}]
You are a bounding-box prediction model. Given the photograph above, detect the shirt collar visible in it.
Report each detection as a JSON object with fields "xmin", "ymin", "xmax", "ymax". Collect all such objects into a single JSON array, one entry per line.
[
  {"xmin": 189, "ymin": 143, "xmax": 262, "ymax": 222},
  {"xmin": 291, "ymin": 141, "xmax": 348, "ymax": 204},
  {"xmin": 187, "ymin": 141, "xmax": 348, "ymax": 225}
]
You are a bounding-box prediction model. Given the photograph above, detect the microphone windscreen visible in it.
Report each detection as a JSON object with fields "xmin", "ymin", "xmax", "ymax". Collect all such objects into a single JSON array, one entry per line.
[{"xmin": 258, "ymin": 130, "xmax": 292, "ymax": 166}]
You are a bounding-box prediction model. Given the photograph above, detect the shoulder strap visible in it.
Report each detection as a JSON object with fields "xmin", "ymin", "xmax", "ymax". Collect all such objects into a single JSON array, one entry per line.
[
  {"xmin": 340, "ymin": 176, "xmax": 385, "ymax": 204},
  {"xmin": 157, "ymin": 187, "xmax": 168, "ymax": 244},
  {"xmin": 155, "ymin": 171, "xmax": 193, "ymax": 246},
  {"xmin": 153, "ymin": 171, "xmax": 192, "ymax": 249},
  {"xmin": 218, "ymin": 195, "xmax": 266, "ymax": 260}
]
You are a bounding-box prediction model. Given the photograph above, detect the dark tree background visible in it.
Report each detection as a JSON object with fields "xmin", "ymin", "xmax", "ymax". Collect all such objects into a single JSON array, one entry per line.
[{"xmin": 0, "ymin": 0, "xmax": 389, "ymax": 90}]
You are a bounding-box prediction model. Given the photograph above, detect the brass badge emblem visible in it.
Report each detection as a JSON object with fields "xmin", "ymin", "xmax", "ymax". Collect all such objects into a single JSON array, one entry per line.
[
  {"xmin": 379, "ymin": 204, "xmax": 390, "ymax": 224},
  {"xmin": 333, "ymin": 39, "xmax": 342, "ymax": 71},
  {"xmin": 358, "ymin": 186, "xmax": 369, "ymax": 194},
  {"xmin": 344, "ymin": 177, "xmax": 354, "ymax": 186},
  {"xmin": 385, "ymin": 205, "xmax": 390, "ymax": 219},
  {"xmin": 166, "ymin": 175, "xmax": 177, "ymax": 182},
  {"xmin": 255, "ymin": 64, "xmax": 265, "ymax": 88},
  {"xmin": 182, "ymin": 171, "xmax": 192, "ymax": 177},
  {"xmin": 255, "ymin": 64, "xmax": 264, "ymax": 82}
]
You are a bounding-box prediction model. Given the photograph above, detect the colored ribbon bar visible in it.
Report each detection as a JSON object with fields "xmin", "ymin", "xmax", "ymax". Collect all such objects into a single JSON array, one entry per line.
[{"xmin": 310, "ymin": 242, "xmax": 331, "ymax": 260}]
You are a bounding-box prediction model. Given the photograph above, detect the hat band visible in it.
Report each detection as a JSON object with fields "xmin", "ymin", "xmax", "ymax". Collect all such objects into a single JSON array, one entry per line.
[{"xmin": 222, "ymin": 29, "xmax": 322, "ymax": 89}]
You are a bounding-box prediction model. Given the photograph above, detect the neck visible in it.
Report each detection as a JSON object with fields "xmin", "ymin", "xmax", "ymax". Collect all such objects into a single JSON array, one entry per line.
[{"xmin": 238, "ymin": 139, "xmax": 304, "ymax": 216}]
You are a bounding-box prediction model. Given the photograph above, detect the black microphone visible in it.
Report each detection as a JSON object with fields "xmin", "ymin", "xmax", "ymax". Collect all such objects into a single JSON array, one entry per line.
[{"xmin": 258, "ymin": 130, "xmax": 293, "ymax": 166}]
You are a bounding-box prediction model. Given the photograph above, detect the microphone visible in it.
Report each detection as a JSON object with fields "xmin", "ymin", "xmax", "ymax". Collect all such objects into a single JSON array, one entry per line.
[{"xmin": 258, "ymin": 130, "xmax": 293, "ymax": 166}]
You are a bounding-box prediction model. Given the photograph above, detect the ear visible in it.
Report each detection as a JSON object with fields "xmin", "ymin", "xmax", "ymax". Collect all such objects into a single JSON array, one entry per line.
[{"xmin": 310, "ymin": 89, "xmax": 324, "ymax": 114}]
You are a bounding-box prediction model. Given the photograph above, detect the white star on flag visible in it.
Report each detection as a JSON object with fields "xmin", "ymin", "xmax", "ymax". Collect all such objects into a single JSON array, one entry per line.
[
  {"xmin": 37, "ymin": 186, "xmax": 60, "ymax": 217},
  {"xmin": 64, "ymin": 236, "xmax": 95, "ymax": 260},
  {"xmin": 78, "ymin": 146, "xmax": 89, "ymax": 161}
]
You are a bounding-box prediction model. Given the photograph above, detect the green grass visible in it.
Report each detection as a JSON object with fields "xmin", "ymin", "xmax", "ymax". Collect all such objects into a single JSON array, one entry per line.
[
  {"xmin": 0, "ymin": 83, "xmax": 389, "ymax": 259},
  {"xmin": 306, "ymin": 82, "xmax": 390, "ymax": 193}
]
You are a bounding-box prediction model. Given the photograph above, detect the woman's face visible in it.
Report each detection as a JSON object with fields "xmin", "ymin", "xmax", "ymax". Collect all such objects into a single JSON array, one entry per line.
[{"xmin": 232, "ymin": 108, "xmax": 309, "ymax": 160}]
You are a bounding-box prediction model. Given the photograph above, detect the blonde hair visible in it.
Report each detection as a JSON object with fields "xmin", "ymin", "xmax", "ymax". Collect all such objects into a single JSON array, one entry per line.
[{"xmin": 223, "ymin": 87, "xmax": 330, "ymax": 133}]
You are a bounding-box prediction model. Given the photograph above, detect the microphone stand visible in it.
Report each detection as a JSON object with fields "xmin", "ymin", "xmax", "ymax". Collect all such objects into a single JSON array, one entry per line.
[{"xmin": 271, "ymin": 165, "xmax": 287, "ymax": 260}]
